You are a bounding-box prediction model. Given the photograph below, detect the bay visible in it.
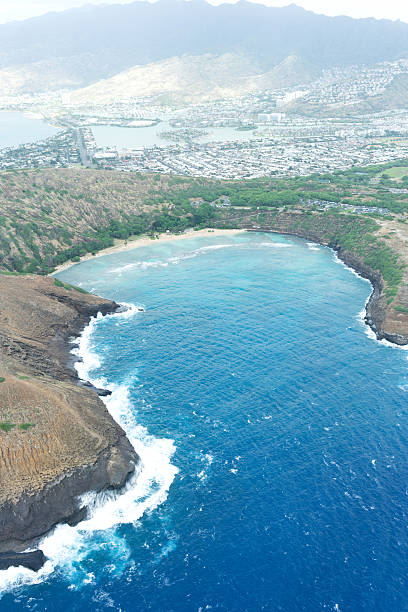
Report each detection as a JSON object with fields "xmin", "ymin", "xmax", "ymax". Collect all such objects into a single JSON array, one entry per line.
[{"xmin": 2, "ymin": 231, "xmax": 408, "ymax": 611}]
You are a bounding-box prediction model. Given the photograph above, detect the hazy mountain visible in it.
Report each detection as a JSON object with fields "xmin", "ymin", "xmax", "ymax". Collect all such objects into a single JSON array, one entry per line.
[
  {"xmin": 68, "ymin": 53, "xmax": 319, "ymax": 104},
  {"xmin": 1, "ymin": 0, "xmax": 408, "ymax": 95},
  {"xmin": 0, "ymin": 55, "xmax": 104, "ymax": 95}
]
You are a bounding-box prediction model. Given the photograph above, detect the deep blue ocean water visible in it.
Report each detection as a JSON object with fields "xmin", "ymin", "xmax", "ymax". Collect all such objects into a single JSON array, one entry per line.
[{"xmin": 2, "ymin": 231, "xmax": 408, "ymax": 611}]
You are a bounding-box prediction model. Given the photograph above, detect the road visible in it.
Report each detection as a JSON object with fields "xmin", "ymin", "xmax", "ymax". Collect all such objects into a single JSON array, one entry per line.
[{"xmin": 75, "ymin": 128, "xmax": 94, "ymax": 168}]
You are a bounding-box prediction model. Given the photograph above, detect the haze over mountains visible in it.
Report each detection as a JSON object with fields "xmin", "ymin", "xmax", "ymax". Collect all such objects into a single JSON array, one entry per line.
[
  {"xmin": 69, "ymin": 53, "xmax": 320, "ymax": 104},
  {"xmin": 1, "ymin": 0, "xmax": 408, "ymax": 101}
]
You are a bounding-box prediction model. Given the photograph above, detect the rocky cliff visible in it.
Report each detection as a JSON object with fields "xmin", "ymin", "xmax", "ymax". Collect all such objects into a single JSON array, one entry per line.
[{"xmin": 0, "ymin": 275, "xmax": 139, "ymax": 569}]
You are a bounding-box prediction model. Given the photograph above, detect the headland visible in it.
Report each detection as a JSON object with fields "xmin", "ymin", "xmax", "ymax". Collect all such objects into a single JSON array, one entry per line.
[{"xmin": 0, "ymin": 275, "xmax": 139, "ymax": 570}]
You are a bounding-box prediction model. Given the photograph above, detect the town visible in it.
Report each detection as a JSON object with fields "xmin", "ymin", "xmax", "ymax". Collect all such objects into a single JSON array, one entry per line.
[{"xmin": 1, "ymin": 59, "xmax": 408, "ymax": 180}]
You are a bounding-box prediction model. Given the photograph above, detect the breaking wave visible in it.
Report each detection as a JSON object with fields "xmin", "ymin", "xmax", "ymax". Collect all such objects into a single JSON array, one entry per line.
[
  {"xmin": 0, "ymin": 303, "xmax": 178, "ymax": 595},
  {"xmin": 260, "ymin": 242, "xmax": 292, "ymax": 248},
  {"xmin": 356, "ymin": 306, "xmax": 408, "ymax": 351},
  {"xmin": 332, "ymin": 250, "xmax": 370, "ymax": 282},
  {"xmin": 109, "ymin": 244, "xmax": 236, "ymax": 275},
  {"xmin": 329, "ymin": 247, "xmax": 408, "ymax": 354}
]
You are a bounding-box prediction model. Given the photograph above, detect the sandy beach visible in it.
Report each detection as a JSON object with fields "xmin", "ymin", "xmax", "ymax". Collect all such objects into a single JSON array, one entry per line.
[{"xmin": 52, "ymin": 228, "xmax": 244, "ymax": 275}]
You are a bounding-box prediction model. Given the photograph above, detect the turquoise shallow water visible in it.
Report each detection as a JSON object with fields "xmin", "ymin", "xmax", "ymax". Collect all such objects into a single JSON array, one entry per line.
[{"xmin": 2, "ymin": 231, "xmax": 408, "ymax": 611}]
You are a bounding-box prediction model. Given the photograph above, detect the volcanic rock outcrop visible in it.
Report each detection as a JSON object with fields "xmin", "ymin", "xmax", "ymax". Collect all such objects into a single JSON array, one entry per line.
[{"xmin": 0, "ymin": 275, "xmax": 139, "ymax": 569}]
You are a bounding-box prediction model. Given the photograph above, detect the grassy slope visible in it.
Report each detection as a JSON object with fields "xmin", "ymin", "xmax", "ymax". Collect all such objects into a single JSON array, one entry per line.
[
  {"xmin": 382, "ymin": 167, "xmax": 408, "ymax": 180},
  {"xmin": 1, "ymin": 163, "xmax": 408, "ymax": 326},
  {"xmin": 0, "ymin": 168, "xmax": 196, "ymax": 273}
]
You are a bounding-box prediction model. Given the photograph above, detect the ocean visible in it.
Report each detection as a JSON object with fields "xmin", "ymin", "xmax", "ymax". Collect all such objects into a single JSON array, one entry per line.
[{"xmin": 2, "ymin": 231, "xmax": 408, "ymax": 611}]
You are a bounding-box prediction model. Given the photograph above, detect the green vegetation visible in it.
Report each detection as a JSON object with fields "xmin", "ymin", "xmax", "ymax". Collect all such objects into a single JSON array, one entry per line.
[
  {"xmin": 18, "ymin": 375, "xmax": 30, "ymax": 380},
  {"xmin": 0, "ymin": 377, "xmax": 5, "ymax": 383},
  {"xmin": 54, "ymin": 278, "xmax": 88, "ymax": 293},
  {"xmin": 1, "ymin": 162, "xmax": 408, "ymax": 306},
  {"xmin": 0, "ymin": 421, "xmax": 16, "ymax": 433},
  {"xmin": 54, "ymin": 278, "xmax": 67, "ymax": 288},
  {"xmin": 155, "ymin": 160, "xmax": 408, "ymax": 215},
  {"xmin": 19, "ymin": 423, "xmax": 36, "ymax": 432},
  {"xmin": 395, "ymin": 305, "xmax": 408, "ymax": 314},
  {"xmin": 0, "ymin": 168, "xmax": 194, "ymax": 274},
  {"xmin": 0, "ymin": 420, "xmax": 36, "ymax": 433},
  {"xmin": 381, "ymin": 166, "xmax": 408, "ymax": 181}
]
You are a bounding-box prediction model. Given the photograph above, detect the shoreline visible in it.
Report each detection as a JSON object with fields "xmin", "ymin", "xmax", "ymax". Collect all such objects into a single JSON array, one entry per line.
[
  {"xmin": 52, "ymin": 228, "xmax": 244, "ymax": 275},
  {"xmin": 54, "ymin": 221, "xmax": 407, "ymax": 346},
  {"xmin": 0, "ymin": 226, "xmax": 403, "ymax": 576},
  {"xmin": 242, "ymin": 226, "xmax": 407, "ymax": 346},
  {"xmin": 0, "ymin": 277, "xmax": 139, "ymax": 572}
]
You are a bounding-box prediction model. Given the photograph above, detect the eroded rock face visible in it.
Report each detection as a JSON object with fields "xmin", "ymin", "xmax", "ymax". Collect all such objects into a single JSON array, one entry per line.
[
  {"xmin": 0, "ymin": 275, "xmax": 139, "ymax": 564},
  {"xmin": 0, "ymin": 550, "xmax": 46, "ymax": 572}
]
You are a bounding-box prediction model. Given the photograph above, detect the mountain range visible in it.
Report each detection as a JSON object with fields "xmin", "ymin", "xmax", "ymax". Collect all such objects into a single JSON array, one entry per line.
[{"xmin": 1, "ymin": 1, "xmax": 408, "ymax": 100}]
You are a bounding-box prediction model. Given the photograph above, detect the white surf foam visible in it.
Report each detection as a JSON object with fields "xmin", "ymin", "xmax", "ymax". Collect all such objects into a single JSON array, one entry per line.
[
  {"xmin": 355, "ymin": 306, "xmax": 408, "ymax": 351},
  {"xmin": 260, "ymin": 242, "xmax": 292, "ymax": 248},
  {"xmin": 332, "ymin": 250, "xmax": 371, "ymax": 282},
  {"xmin": 0, "ymin": 303, "xmax": 178, "ymax": 595},
  {"xmin": 110, "ymin": 260, "xmax": 170, "ymax": 274},
  {"xmin": 328, "ymin": 248, "xmax": 408, "ymax": 354},
  {"xmin": 330, "ymin": 249, "xmax": 396, "ymax": 349},
  {"xmin": 196, "ymin": 244, "xmax": 234, "ymax": 252},
  {"xmin": 111, "ymin": 241, "xmax": 295, "ymax": 278},
  {"xmin": 109, "ymin": 244, "xmax": 238, "ymax": 276},
  {"xmin": 109, "ymin": 243, "xmax": 241, "ymax": 275}
]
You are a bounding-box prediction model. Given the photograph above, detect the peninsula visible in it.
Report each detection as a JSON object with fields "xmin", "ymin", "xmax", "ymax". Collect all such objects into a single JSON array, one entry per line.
[{"xmin": 0, "ymin": 275, "xmax": 139, "ymax": 570}]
